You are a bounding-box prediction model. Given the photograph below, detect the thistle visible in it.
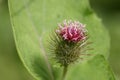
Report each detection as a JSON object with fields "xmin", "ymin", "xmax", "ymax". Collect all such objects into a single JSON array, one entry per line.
[{"xmin": 50, "ymin": 20, "xmax": 89, "ymax": 80}]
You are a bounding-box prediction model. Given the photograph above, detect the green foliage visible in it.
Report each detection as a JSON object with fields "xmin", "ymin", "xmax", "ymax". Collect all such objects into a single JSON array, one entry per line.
[
  {"xmin": 66, "ymin": 55, "xmax": 115, "ymax": 80},
  {"xmin": 0, "ymin": 1, "xmax": 34, "ymax": 80},
  {"xmin": 8, "ymin": 0, "xmax": 115, "ymax": 80}
]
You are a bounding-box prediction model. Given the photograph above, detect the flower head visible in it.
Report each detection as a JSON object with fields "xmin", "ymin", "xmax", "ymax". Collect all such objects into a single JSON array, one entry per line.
[
  {"xmin": 50, "ymin": 20, "xmax": 89, "ymax": 67},
  {"xmin": 56, "ymin": 20, "xmax": 87, "ymax": 42}
]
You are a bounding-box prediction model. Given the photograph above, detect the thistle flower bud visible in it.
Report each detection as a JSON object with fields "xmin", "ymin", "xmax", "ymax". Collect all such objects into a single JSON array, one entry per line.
[{"xmin": 51, "ymin": 20, "xmax": 88, "ymax": 67}]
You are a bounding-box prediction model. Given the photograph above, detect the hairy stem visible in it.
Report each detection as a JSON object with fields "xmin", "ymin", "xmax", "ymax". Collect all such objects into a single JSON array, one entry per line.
[{"xmin": 62, "ymin": 65, "xmax": 68, "ymax": 80}]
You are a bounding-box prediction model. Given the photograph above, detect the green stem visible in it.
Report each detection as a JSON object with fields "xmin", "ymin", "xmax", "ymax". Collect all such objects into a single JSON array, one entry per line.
[{"xmin": 62, "ymin": 65, "xmax": 68, "ymax": 80}]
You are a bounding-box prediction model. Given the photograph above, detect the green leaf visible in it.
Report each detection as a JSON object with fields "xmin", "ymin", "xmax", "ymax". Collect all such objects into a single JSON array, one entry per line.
[
  {"xmin": 8, "ymin": 0, "xmax": 115, "ymax": 80},
  {"xmin": 66, "ymin": 55, "xmax": 115, "ymax": 80}
]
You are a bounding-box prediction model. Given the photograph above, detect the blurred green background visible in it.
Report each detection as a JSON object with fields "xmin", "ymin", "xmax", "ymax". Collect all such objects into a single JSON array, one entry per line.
[
  {"xmin": 90, "ymin": 0, "xmax": 120, "ymax": 79},
  {"xmin": 0, "ymin": 0, "xmax": 34, "ymax": 80},
  {"xmin": 0, "ymin": 0, "xmax": 120, "ymax": 80}
]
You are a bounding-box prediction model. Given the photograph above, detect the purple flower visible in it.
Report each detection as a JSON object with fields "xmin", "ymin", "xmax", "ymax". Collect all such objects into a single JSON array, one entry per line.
[{"xmin": 56, "ymin": 20, "xmax": 87, "ymax": 42}]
